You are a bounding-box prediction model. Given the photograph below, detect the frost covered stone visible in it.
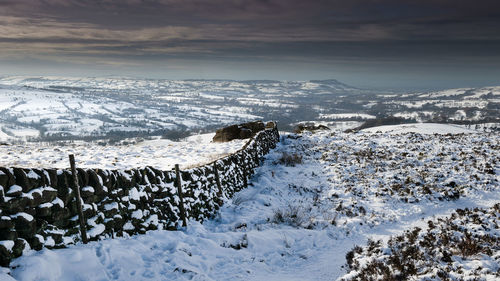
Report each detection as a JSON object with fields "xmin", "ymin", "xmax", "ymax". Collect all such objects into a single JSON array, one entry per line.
[
  {"xmin": 11, "ymin": 212, "xmax": 34, "ymax": 222},
  {"xmin": 123, "ymin": 222, "xmax": 134, "ymax": 231},
  {"xmin": 0, "ymin": 241, "xmax": 14, "ymax": 252},
  {"xmin": 131, "ymin": 210, "xmax": 143, "ymax": 220},
  {"xmin": 6, "ymin": 185, "xmax": 22, "ymax": 197},
  {"xmin": 26, "ymin": 170, "xmax": 40, "ymax": 179},
  {"xmin": 51, "ymin": 197, "xmax": 64, "ymax": 208},
  {"xmin": 88, "ymin": 224, "xmax": 105, "ymax": 238}
]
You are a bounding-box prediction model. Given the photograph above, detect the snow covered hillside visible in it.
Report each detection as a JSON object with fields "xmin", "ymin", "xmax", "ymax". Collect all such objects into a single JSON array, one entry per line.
[
  {"xmin": 0, "ymin": 133, "xmax": 246, "ymax": 170},
  {"xmin": 2, "ymin": 124, "xmax": 498, "ymax": 280},
  {"xmin": 361, "ymin": 122, "xmax": 478, "ymax": 134}
]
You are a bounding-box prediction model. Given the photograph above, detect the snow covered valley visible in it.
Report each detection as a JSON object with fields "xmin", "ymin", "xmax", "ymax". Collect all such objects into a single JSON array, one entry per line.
[
  {"xmin": 0, "ymin": 77, "xmax": 498, "ymax": 143},
  {"xmin": 2, "ymin": 123, "xmax": 498, "ymax": 280}
]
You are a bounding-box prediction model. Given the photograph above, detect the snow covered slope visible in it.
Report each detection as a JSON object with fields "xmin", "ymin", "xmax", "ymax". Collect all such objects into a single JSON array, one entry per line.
[
  {"xmin": 0, "ymin": 133, "xmax": 246, "ymax": 170},
  {"xmin": 2, "ymin": 128, "xmax": 498, "ymax": 280},
  {"xmin": 361, "ymin": 123, "xmax": 479, "ymax": 134}
]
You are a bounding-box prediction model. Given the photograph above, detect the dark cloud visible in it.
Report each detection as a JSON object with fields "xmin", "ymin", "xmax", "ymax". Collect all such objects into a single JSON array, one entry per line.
[
  {"xmin": 5, "ymin": 0, "xmax": 500, "ymax": 36},
  {"xmin": 0, "ymin": 0, "xmax": 499, "ymax": 89}
]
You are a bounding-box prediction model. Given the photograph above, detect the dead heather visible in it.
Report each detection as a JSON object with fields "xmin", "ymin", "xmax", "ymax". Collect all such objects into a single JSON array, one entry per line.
[
  {"xmin": 320, "ymin": 133, "xmax": 499, "ymax": 204},
  {"xmin": 278, "ymin": 152, "xmax": 303, "ymax": 167},
  {"xmin": 341, "ymin": 204, "xmax": 500, "ymax": 281}
]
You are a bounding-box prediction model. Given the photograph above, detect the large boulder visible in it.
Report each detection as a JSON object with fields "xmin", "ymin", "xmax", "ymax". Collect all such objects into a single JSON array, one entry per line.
[{"xmin": 212, "ymin": 121, "xmax": 265, "ymax": 142}]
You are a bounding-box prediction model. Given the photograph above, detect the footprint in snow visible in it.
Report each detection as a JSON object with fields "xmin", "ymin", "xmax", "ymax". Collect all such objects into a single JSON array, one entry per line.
[{"xmin": 96, "ymin": 244, "xmax": 121, "ymax": 280}]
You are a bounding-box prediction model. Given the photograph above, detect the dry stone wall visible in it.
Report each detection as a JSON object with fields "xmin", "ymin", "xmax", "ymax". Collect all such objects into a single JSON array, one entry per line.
[{"xmin": 0, "ymin": 124, "xmax": 279, "ymax": 266}]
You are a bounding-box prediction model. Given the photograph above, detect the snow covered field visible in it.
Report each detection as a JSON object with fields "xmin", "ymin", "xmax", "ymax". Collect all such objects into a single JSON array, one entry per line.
[
  {"xmin": 0, "ymin": 133, "xmax": 246, "ymax": 170},
  {"xmin": 2, "ymin": 124, "xmax": 498, "ymax": 280},
  {"xmin": 361, "ymin": 122, "xmax": 478, "ymax": 134},
  {"xmin": 318, "ymin": 113, "xmax": 376, "ymax": 120}
]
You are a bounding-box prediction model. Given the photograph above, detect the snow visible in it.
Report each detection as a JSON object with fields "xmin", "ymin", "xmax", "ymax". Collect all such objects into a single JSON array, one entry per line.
[
  {"xmin": 24, "ymin": 187, "xmax": 56, "ymax": 200},
  {"xmin": 393, "ymin": 111, "xmax": 434, "ymax": 121},
  {"xmin": 51, "ymin": 198, "xmax": 64, "ymax": 208},
  {"xmin": 6, "ymin": 185, "xmax": 22, "ymax": 195},
  {"xmin": 45, "ymin": 237, "xmax": 55, "ymax": 248},
  {"xmin": 131, "ymin": 210, "xmax": 143, "ymax": 220},
  {"xmin": 319, "ymin": 113, "xmax": 376, "ymax": 120},
  {"xmin": 361, "ymin": 123, "xmax": 479, "ymax": 134},
  {"xmin": 88, "ymin": 224, "xmax": 105, "ymax": 238},
  {"xmin": 0, "ymin": 241, "xmax": 14, "ymax": 252},
  {"xmin": 82, "ymin": 186, "xmax": 95, "ymax": 193},
  {"xmin": 104, "ymin": 202, "xmax": 118, "ymax": 211},
  {"xmin": 0, "ymin": 134, "xmax": 247, "ymax": 170},
  {"xmin": 340, "ymin": 205, "xmax": 500, "ymax": 279},
  {"xmin": 458, "ymin": 122, "xmax": 500, "ymax": 133},
  {"xmin": 39, "ymin": 203, "xmax": 53, "ymax": 208},
  {"xmin": 128, "ymin": 187, "xmax": 141, "ymax": 201},
  {"xmin": 2, "ymin": 128, "xmax": 498, "ymax": 280},
  {"xmin": 418, "ymin": 88, "xmax": 470, "ymax": 98},
  {"xmin": 123, "ymin": 222, "xmax": 134, "ymax": 231},
  {"xmin": 11, "ymin": 212, "xmax": 34, "ymax": 222},
  {"xmin": 34, "ymin": 235, "xmax": 44, "ymax": 245}
]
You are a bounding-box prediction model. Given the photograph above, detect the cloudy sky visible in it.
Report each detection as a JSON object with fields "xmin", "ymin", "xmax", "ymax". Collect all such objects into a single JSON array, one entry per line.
[{"xmin": 0, "ymin": 0, "xmax": 499, "ymax": 90}]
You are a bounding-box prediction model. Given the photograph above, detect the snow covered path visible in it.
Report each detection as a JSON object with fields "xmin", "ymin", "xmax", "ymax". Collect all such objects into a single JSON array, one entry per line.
[{"xmin": 2, "ymin": 126, "xmax": 499, "ymax": 280}]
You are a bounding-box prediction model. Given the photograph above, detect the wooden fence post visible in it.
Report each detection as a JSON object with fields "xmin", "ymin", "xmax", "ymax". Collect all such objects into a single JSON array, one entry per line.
[
  {"xmin": 69, "ymin": 154, "xmax": 88, "ymax": 244},
  {"xmin": 175, "ymin": 164, "xmax": 187, "ymax": 227},
  {"xmin": 213, "ymin": 162, "xmax": 223, "ymax": 198}
]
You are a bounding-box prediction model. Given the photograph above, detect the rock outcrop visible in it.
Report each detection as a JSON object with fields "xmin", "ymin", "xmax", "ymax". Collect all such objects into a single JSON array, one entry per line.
[
  {"xmin": 293, "ymin": 123, "xmax": 330, "ymax": 133},
  {"xmin": 212, "ymin": 121, "xmax": 268, "ymax": 142}
]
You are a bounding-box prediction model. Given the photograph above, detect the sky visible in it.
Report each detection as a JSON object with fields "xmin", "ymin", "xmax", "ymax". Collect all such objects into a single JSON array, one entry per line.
[{"xmin": 0, "ymin": 0, "xmax": 499, "ymax": 90}]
